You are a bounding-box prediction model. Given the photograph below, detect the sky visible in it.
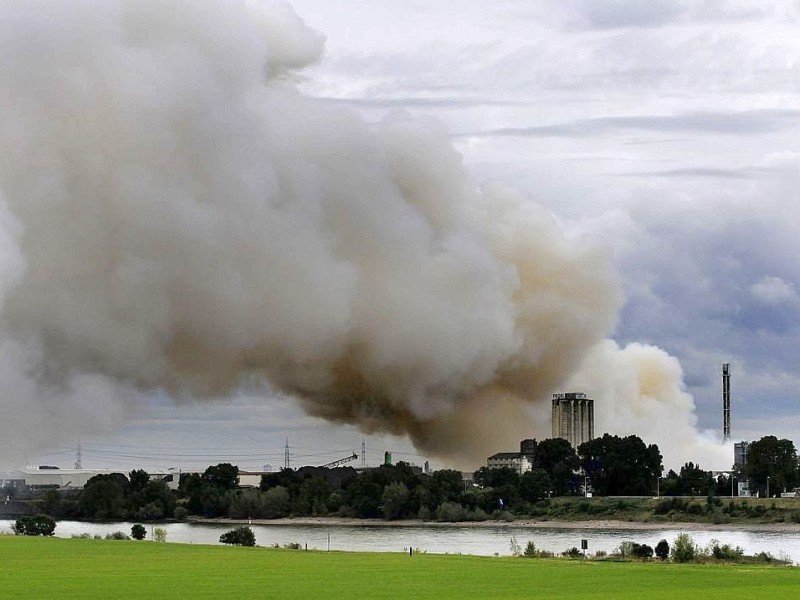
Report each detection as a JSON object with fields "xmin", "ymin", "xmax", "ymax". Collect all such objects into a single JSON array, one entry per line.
[{"xmin": 5, "ymin": 0, "xmax": 800, "ymax": 474}]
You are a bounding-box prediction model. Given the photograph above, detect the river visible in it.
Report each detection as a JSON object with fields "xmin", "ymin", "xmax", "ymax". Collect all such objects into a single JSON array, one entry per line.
[{"xmin": 3, "ymin": 519, "xmax": 799, "ymax": 563}]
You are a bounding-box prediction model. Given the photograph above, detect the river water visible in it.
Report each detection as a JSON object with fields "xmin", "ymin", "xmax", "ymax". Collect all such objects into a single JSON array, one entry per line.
[{"xmin": 3, "ymin": 519, "xmax": 800, "ymax": 563}]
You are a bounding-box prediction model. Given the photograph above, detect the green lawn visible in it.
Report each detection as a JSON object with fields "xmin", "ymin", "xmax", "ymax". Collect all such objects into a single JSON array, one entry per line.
[{"xmin": 1, "ymin": 536, "xmax": 797, "ymax": 599}]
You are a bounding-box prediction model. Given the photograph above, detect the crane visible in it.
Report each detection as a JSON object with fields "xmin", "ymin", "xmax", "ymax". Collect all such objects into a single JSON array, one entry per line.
[{"xmin": 321, "ymin": 452, "xmax": 358, "ymax": 468}]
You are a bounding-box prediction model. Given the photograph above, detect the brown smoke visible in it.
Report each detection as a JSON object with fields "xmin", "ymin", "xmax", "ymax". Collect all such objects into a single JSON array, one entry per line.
[{"xmin": 0, "ymin": 0, "xmax": 726, "ymax": 469}]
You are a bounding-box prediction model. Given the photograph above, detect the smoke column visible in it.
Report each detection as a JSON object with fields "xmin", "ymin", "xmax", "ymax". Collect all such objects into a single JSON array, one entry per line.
[{"xmin": 0, "ymin": 0, "xmax": 728, "ymax": 468}]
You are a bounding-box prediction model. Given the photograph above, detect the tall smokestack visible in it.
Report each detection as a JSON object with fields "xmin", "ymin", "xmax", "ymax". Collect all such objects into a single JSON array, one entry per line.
[{"xmin": 722, "ymin": 363, "xmax": 731, "ymax": 442}]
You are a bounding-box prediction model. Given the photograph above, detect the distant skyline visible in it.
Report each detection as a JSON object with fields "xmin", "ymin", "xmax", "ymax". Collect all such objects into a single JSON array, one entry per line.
[{"xmin": 11, "ymin": 1, "xmax": 800, "ymax": 473}]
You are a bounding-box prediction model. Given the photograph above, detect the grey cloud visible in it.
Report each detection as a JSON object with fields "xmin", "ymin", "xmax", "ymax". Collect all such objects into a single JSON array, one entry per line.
[
  {"xmin": 467, "ymin": 109, "xmax": 800, "ymax": 139},
  {"xmin": 619, "ymin": 168, "xmax": 754, "ymax": 180},
  {"xmin": 562, "ymin": 0, "xmax": 687, "ymax": 30}
]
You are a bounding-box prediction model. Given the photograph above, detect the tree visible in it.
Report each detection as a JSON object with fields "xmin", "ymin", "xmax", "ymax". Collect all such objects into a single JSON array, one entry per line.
[
  {"xmin": 534, "ymin": 438, "xmax": 579, "ymax": 496},
  {"xmin": 297, "ymin": 476, "xmax": 333, "ymax": 516},
  {"xmin": 153, "ymin": 527, "xmax": 167, "ymax": 542},
  {"xmin": 13, "ymin": 514, "xmax": 56, "ymax": 536},
  {"xmin": 675, "ymin": 462, "xmax": 711, "ymax": 496},
  {"xmin": 655, "ymin": 539, "xmax": 670, "ymax": 560},
  {"xmin": 128, "ymin": 469, "xmax": 150, "ymax": 493},
  {"xmin": 220, "ymin": 526, "xmax": 256, "ymax": 547},
  {"xmin": 670, "ymin": 533, "xmax": 696, "ymax": 563},
  {"xmin": 262, "ymin": 486, "xmax": 291, "ymax": 518},
  {"xmin": 131, "ymin": 523, "xmax": 147, "ymax": 540},
  {"xmin": 420, "ymin": 470, "xmax": 463, "ymax": 510},
  {"xmin": 78, "ymin": 474, "xmax": 128, "ymax": 519},
  {"xmin": 745, "ymin": 436, "xmax": 799, "ymax": 497},
  {"xmin": 578, "ymin": 434, "xmax": 662, "ymax": 496},
  {"xmin": 203, "ymin": 463, "xmax": 240, "ymax": 490},
  {"xmin": 380, "ymin": 482, "xmax": 410, "ymax": 520},
  {"xmin": 518, "ymin": 468, "xmax": 551, "ymax": 502}
]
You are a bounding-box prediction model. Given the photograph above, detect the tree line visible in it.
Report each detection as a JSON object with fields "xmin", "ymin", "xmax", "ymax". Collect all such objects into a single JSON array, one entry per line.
[{"xmin": 21, "ymin": 433, "xmax": 800, "ymax": 522}]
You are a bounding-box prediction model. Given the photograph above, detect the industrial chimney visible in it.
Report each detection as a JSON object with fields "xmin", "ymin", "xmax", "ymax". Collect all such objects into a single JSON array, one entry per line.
[{"xmin": 722, "ymin": 363, "xmax": 731, "ymax": 442}]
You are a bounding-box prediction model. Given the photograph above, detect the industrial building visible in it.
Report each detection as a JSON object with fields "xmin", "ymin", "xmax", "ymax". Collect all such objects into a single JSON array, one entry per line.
[
  {"xmin": 486, "ymin": 439, "xmax": 538, "ymax": 474},
  {"xmin": 551, "ymin": 392, "xmax": 594, "ymax": 448},
  {"xmin": 0, "ymin": 467, "xmax": 181, "ymax": 490}
]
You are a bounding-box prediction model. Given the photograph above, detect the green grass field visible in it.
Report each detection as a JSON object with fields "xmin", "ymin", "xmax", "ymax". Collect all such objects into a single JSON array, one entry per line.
[{"xmin": 1, "ymin": 536, "xmax": 797, "ymax": 599}]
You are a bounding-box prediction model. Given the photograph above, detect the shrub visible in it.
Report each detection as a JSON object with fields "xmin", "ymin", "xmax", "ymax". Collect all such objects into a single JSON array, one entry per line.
[
  {"xmin": 618, "ymin": 541, "xmax": 635, "ymax": 557},
  {"xmin": 561, "ymin": 547, "xmax": 582, "ymax": 558},
  {"xmin": 509, "ymin": 536, "xmax": 521, "ymax": 556},
  {"xmin": 709, "ymin": 540, "xmax": 744, "ymax": 560},
  {"xmin": 13, "ymin": 515, "xmax": 56, "ymax": 536},
  {"xmin": 219, "ymin": 526, "xmax": 256, "ymax": 547},
  {"xmin": 523, "ymin": 541, "xmax": 537, "ymax": 557},
  {"xmin": 417, "ymin": 506, "xmax": 433, "ymax": 521},
  {"xmin": 131, "ymin": 524, "xmax": 147, "ymax": 540},
  {"xmin": 655, "ymin": 539, "xmax": 669, "ymax": 560},
  {"xmin": 71, "ymin": 533, "xmax": 91, "ymax": 539},
  {"xmin": 671, "ymin": 533, "xmax": 697, "ymax": 563},
  {"xmin": 173, "ymin": 506, "xmax": 189, "ymax": 521},
  {"xmin": 105, "ymin": 531, "xmax": 130, "ymax": 540},
  {"xmin": 436, "ymin": 501, "xmax": 466, "ymax": 522},
  {"xmin": 471, "ymin": 508, "xmax": 490, "ymax": 522},
  {"xmin": 632, "ymin": 543, "xmax": 653, "ymax": 559},
  {"xmin": 685, "ymin": 503, "xmax": 704, "ymax": 515},
  {"xmin": 283, "ymin": 542, "xmax": 302, "ymax": 550},
  {"xmin": 710, "ymin": 509, "xmax": 731, "ymax": 524},
  {"xmin": 153, "ymin": 527, "xmax": 167, "ymax": 543},
  {"xmin": 521, "ymin": 541, "xmax": 553, "ymax": 558}
]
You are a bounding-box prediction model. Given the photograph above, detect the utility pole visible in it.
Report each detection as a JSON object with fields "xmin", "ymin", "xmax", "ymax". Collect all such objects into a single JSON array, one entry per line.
[
  {"xmin": 74, "ymin": 444, "xmax": 82, "ymax": 470},
  {"xmin": 722, "ymin": 363, "xmax": 731, "ymax": 442},
  {"xmin": 361, "ymin": 437, "xmax": 366, "ymax": 468}
]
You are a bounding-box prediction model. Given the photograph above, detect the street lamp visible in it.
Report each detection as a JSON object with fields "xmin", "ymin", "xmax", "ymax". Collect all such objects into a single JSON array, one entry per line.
[{"xmin": 767, "ymin": 476, "xmax": 771, "ymax": 498}]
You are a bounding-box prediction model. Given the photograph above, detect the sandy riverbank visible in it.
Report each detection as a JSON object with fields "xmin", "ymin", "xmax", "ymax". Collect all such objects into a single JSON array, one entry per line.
[{"xmin": 194, "ymin": 516, "xmax": 800, "ymax": 533}]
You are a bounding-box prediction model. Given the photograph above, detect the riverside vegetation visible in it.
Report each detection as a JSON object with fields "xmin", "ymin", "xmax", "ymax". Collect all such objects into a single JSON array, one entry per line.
[
  {"xmin": 8, "ymin": 434, "xmax": 800, "ymax": 526},
  {"xmin": 0, "ymin": 535, "xmax": 797, "ymax": 600}
]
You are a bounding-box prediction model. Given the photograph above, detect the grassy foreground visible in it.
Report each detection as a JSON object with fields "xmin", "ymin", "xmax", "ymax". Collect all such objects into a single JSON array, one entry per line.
[{"xmin": 1, "ymin": 537, "xmax": 798, "ymax": 599}]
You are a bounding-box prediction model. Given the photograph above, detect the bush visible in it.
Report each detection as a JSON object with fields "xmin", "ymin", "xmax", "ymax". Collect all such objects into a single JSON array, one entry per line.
[
  {"xmin": 436, "ymin": 501, "xmax": 466, "ymax": 522},
  {"xmin": 173, "ymin": 506, "xmax": 189, "ymax": 521},
  {"xmin": 709, "ymin": 540, "xmax": 744, "ymax": 561},
  {"xmin": 561, "ymin": 547, "xmax": 582, "ymax": 558},
  {"xmin": 710, "ymin": 509, "xmax": 731, "ymax": 524},
  {"xmin": 283, "ymin": 542, "xmax": 302, "ymax": 550},
  {"xmin": 470, "ymin": 508, "xmax": 490, "ymax": 522},
  {"xmin": 105, "ymin": 531, "xmax": 130, "ymax": 540},
  {"xmin": 219, "ymin": 526, "xmax": 256, "ymax": 547},
  {"xmin": 671, "ymin": 533, "xmax": 697, "ymax": 563},
  {"xmin": 13, "ymin": 515, "xmax": 56, "ymax": 536},
  {"xmin": 655, "ymin": 539, "xmax": 669, "ymax": 560},
  {"xmin": 153, "ymin": 527, "xmax": 167, "ymax": 543},
  {"xmin": 131, "ymin": 524, "xmax": 147, "ymax": 540},
  {"xmin": 523, "ymin": 541, "xmax": 537, "ymax": 557},
  {"xmin": 521, "ymin": 540, "xmax": 554, "ymax": 558},
  {"xmin": 417, "ymin": 506, "xmax": 433, "ymax": 521}
]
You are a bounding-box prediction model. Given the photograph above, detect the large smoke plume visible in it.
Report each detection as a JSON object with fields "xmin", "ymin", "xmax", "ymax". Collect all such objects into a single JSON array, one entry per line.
[{"xmin": 0, "ymin": 1, "xmax": 728, "ymax": 469}]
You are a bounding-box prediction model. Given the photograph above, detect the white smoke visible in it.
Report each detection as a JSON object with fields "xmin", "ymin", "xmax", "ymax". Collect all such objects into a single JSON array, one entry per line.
[{"xmin": 0, "ymin": 0, "xmax": 726, "ymax": 469}]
